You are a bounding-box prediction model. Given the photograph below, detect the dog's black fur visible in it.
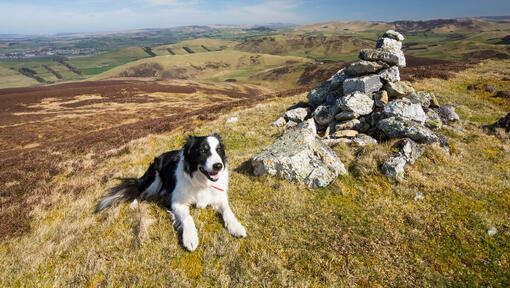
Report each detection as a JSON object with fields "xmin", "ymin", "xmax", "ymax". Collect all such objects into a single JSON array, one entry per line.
[{"xmin": 95, "ymin": 134, "xmax": 226, "ymax": 212}]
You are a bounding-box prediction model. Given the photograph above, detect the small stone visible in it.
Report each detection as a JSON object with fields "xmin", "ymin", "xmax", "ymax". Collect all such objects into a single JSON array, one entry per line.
[
  {"xmin": 377, "ymin": 117, "xmax": 439, "ymax": 144},
  {"xmin": 344, "ymin": 60, "xmax": 387, "ymax": 76},
  {"xmin": 307, "ymin": 82, "xmax": 335, "ymax": 109},
  {"xmin": 433, "ymin": 105, "xmax": 460, "ymax": 123},
  {"xmin": 335, "ymin": 111, "xmax": 359, "ymax": 121},
  {"xmin": 338, "ymin": 92, "xmax": 375, "ymax": 116},
  {"xmin": 374, "ymin": 90, "xmax": 389, "ymax": 108},
  {"xmin": 343, "ymin": 75, "xmax": 383, "ymax": 95},
  {"xmin": 429, "ymin": 93, "xmax": 440, "ymax": 108},
  {"xmin": 378, "ymin": 66, "xmax": 400, "ymax": 83},
  {"xmin": 352, "ymin": 134, "xmax": 378, "ymax": 146},
  {"xmin": 487, "ymin": 227, "xmax": 497, "ymax": 236},
  {"xmin": 322, "ymin": 138, "xmax": 352, "ymax": 147},
  {"xmin": 333, "ymin": 129, "xmax": 358, "ymax": 138},
  {"xmin": 328, "ymin": 68, "xmax": 350, "ymax": 88},
  {"xmin": 376, "ymin": 37, "xmax": 402, "ymax": 52},
  {"xmin": 284, "ymin": 107, "xmax": 310, "ymax": 123},
  {"xmin": 335, "ymin": 119, "xmax": 361, "ymax": 131},
  {"xmin": 425, "ymin": 109, "xmax": 442, "ymax": 130},
  {"xmin": 414, "ymin": 191, "xmax": 424, "ymax": 200},
  {"xmin": 381, "ymin": 156, "xmax": 407, "ymax": 179},
  {"xmin": 384, "ymin": 98, "xmax": 427, "ymax": 124},
  {"xmin": 409, "ymin": 91, "xmax": 433, "ymax": 108},
  {"xmin": 384, "ymin": 81, "xmax": 414, "ymax": 98},
  {"xmin": 396, "ymin": 138, "xmax": 425, "ymax": 164},
  {"xmin": 382, "ymin": 30, "xmax": 405, "ymax": 41},
  {"xmin": 313, "ymin": 105, "xmax": 336, "ymax": 126},
  {"xmin": 359, "ymin": 48, "xmax": 406, "ymax": 67},
  {"xmin": 225, "ymin": 117, "xmax": 238, "ymax": 124},
  {"xmin": 271, "ymin": 117, "xmax": 286, "ymax": 127},
  {"xmin": 297, "ymin": 118, "xmax": 317, "ymax": 136}
]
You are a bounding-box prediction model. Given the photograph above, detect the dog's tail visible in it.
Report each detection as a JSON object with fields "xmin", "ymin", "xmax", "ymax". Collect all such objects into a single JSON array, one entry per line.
[{"xmin": 95, "ymin": 178, "xmax": 141, "ymax": 213}]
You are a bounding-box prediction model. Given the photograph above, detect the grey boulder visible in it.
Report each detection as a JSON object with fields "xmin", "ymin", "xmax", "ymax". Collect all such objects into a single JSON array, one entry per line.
[
  {"xmin": 344, "ymin": 60, "xmax": 387, "ymax": 76},
  {"xmin": 352, "ymin": 134, "xmax": 378, "ymax": 146},
  {"xmin": 396, "ymin": 138, "xmax": 425, "ymax": 164},
  {"xmin": 338, "ymin": 92, "xmax": 375, "ymax": 116},
  {"xmin": 343, "ymin": 75, "xmax": 383, "ymax": 95},
  {"xmin": 251, "ymin": 128, "xmax": 347, "ymax": 188},
  {"xmin": 381, "ymin": 156, "xmax": 407, "ymax": 179},
  {"xmin": 425, "ymin": 109, "xmax": 442, "ymax": 130},
  {"xmin": 377, "ymin": 116, "xmax": 439, "ymax": 144},
  {"xmin": 335, "ymin": 111, "xmax": 359, "ymax": 121},
  {"xmin": 382, "ymin": 30, "xmax": 405, "ymax": 41},
  {"xmin": 376, "ymin": 38, "xmax": 402, "ymax": 52},
  {"xmin": 384, "ymin": 81, "xmax": 414, "ymax": 98},
  {"xmin": 378, "ymin": 66, "xmax": 400, "ymax": 83},
  {"xmin": 313, "ymin": 105, "xmax": 337, "ymax": 126},
  {"xmin": 359, "ymin": 48, "xmax": 406, "ymax": 67},
  {"xmin": 383, "ymin": 98, "xmax": 427, "ymax": 124},
  {"xmin": 284, "ymin": 107, "xmax": 310, "ymax": 123},
  {"xmin": 433, "ymin": 105, "xmax": 460, "ymax": 123}
]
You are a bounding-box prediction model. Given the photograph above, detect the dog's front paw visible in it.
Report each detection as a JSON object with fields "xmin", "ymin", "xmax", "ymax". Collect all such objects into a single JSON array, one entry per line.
[
  {"xmin": 227, "ymin": 221, "xmax": 247, "ymax": 238},
  {"xmin": 182, "ymin": 227, "xmax": 199, "ymax": 251}
]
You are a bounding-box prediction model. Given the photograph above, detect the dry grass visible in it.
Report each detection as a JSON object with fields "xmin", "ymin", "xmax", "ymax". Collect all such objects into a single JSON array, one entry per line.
[{"xmin": 0, "ymin": 61, "xmax": 509, "ymax": 287}]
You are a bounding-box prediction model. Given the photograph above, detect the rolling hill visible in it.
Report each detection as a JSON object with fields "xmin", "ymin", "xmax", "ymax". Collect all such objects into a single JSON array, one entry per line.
[
  {"xmin": 93, "ymin": 50, "xmax": 311, "ymax": 82},
  {"xmin": 234, "ymin": 34, "xmax": 373, "ymax": 61},
  {"xmin": 152, "ymin": 38, "xmax": 238, "ymax": 56}
]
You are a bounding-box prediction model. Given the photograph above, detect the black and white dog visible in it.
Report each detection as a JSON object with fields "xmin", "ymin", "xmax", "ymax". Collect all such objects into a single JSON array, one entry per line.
[{"xmin": 96, "ymin": 134, "xmax": 246, "ymax": 251}]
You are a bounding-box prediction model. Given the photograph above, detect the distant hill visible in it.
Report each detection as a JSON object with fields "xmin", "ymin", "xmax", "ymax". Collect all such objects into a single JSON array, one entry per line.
[
  {"xmin": 295, "ymin": 20, "xmax": 394, "ymax": 33},
  {"xmin": 295, "ymin": 18, "xmax": 510, "ymax": 34},
  {"xmin": 234, "ymin": 34, "xmax": 373, "ymax": 60},
  {"xmin": 391, "ymin": 18, "xmax": 510, "ymax": 33}
]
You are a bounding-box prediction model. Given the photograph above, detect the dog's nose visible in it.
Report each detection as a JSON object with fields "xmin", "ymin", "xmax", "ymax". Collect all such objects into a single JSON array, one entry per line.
[{"xmin": 212, "ymin": 163, "xmax": 223, "ymax": 171}]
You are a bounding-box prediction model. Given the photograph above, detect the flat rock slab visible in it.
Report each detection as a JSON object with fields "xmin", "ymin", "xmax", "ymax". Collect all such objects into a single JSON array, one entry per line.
[
  {"xmin": 384, "ymin": 98, "xmax": 427, "ymax": 124},
  {"xmin": 338, "ymin": 91, "xmax": 375, "ymax": 116},
  {"xmin": 359, "ymin": 48, "xmax": 406, "ymax": 67},
  {"xmin": 377, "ymin": 116, "xmax": 439, "ymax": 144},
  {"xmin": 252, "ymin": 128, "xmax": 347, "ymax": 189},
  {"xmin": 343, "ymin": 75, "xmax": 383, "ymax": 95},
  {"xmin": 284, "ymin": 107, "xmax": 310, "ymax": 123}
]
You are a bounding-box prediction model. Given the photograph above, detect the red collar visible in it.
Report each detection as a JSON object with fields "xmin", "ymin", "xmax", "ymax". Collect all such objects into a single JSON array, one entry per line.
[{"xmin": 211, "ymin": 185, "xmax": 224, "ymax": 192}]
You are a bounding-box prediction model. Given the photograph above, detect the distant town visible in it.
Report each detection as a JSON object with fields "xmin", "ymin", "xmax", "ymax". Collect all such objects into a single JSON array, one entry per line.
[{"xmin": 0, "ymin": 47, "xmax": 103, "ymax": 59}]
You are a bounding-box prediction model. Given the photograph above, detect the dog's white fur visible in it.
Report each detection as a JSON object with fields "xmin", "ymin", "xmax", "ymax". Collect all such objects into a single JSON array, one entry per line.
[{"xmin": 150, "ymin": 136, "xmax": 246, "ymax": 251}]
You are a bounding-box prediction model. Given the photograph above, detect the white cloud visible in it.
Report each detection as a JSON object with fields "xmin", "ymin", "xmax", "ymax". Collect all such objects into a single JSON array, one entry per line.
[
  {"xmin": 0, "ymin": 0, "xmax": 306, "ymax": 34},
  {"xmin": 223, "ymin": 1, "xmax": 305, "ymax": 24}
]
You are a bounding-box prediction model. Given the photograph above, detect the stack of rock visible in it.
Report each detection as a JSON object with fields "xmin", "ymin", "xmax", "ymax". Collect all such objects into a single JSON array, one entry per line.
[{"xmin": 255, "ymin": 30, "xmax": 461, "ymax": 185}]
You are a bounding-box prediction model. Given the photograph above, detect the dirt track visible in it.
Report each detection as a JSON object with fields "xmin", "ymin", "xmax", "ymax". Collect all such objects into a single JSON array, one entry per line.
[{"xmin": 0, "ymin": 79, "xmax": 310, "ymax": 239}]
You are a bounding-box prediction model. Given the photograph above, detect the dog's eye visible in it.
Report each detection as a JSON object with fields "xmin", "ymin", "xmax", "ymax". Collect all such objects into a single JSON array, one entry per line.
[{"xmin": 216, "ymin": 147, "xmax": 222, "ymax": 153}]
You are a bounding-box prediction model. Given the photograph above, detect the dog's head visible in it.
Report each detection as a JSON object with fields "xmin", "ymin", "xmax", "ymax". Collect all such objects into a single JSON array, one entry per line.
[{"xmin": 183, "ymin": 134, "xmax": 227, "ymax": 182}]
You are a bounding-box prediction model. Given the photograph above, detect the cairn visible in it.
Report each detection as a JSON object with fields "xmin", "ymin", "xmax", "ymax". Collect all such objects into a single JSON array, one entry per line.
[{"xmin": 254, "ymin": 30, "xmax": 461, "ymax": 186}]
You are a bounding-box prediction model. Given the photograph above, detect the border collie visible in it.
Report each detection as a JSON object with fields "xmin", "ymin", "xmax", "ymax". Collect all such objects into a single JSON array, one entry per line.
[{"xmin": 96, "ymin": 134, "xmax": 247, "ymax": 251}]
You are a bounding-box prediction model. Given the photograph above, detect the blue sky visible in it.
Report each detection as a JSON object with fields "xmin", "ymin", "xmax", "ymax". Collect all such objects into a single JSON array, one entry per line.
[{"xmin": 1, "ymin": 0, "xmax": 509, "ymax": 34}]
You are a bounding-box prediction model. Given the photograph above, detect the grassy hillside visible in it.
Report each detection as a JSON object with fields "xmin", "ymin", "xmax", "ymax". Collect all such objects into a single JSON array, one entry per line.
[
  {"xmin": 152, "ymin": 38, "xmax": 238, "ymax": 56},
  {"xmin": 0, "ymin": 65, "xmax": 39, "ymax": 88},
  {"xmin": 0, "ymin": 60, "xmax": 508, "ymax": 286},
  {"xmin": 234, "ymin": 34, "xmax": 373, "ymax": 61},
  {"xmin": 68, "ymin": 46, "xmax": 152, "ymax": 75},
  {"xmin": 93, "ymin": 50, "xmax": 311, "ymax": 82}
]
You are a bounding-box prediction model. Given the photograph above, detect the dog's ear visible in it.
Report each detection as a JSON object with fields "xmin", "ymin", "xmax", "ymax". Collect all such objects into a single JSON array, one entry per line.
[
  {"xmin": 183, "ymin": 136, "xmax": 195, "ymax": 157},
  {"xmin": 212, "ymin": 133, "xmax": 223, "ymax": 144}
]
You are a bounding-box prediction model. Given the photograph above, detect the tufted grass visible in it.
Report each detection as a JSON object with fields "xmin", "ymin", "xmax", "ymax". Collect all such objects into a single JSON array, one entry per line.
[{"xmin": 0, "ymin": 60, "xmax": 509, "ymax": 287}]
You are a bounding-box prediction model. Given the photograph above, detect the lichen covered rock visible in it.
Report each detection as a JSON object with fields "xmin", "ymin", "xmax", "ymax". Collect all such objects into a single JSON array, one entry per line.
[{"xmin": 252, "ymin": 128, "xmax": 347, "ymax": 188}]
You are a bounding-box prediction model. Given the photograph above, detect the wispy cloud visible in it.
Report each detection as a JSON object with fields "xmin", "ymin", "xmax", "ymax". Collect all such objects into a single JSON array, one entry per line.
[{"xmin": 224, "ymin": 1, "xmax": 306, "ymax": 24}]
